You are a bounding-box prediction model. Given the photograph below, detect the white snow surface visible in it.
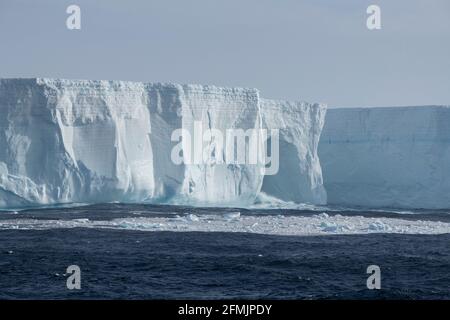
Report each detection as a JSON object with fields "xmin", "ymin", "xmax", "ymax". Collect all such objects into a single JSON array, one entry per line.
[
  {"xmin": 0, "ymin": 78, "xmax": 326, "ymax": 208},
  {"xmin": 319, "ymin": 106, "xmax": 450, "ymax": 209}
]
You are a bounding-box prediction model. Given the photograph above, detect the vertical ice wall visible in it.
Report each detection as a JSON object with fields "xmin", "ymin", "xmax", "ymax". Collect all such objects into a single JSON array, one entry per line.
[
  {"xmin": 260, "ymin": 99, "xmax": 327, "ymax": 205},
  {"xmin": 319, "ymin": 106, "xmax": 450, "ymax": 209},
  {"xmin": 0, "ymin": 78, "xmax": 156, "ymax": 206},
  {"xmin": 146, "ymin": 83, "xmax": 263, "ymax": 206},
  {"xmin": 0, "ymin": 78, "xmax": 327, "ymax": 208}
]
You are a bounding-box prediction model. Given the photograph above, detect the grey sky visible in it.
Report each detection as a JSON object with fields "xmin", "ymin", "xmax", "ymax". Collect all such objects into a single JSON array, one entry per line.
[{"xmin": 0, "ymin": 0, "xmax": 449, "ymax": 107}]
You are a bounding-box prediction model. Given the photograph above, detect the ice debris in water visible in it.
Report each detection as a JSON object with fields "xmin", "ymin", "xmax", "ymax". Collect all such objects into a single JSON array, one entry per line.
[
  {"xmin": 186, "ymin": 214, "xmax": 200, "ymax": 222},
  {"xmin": 319, "ymin": 220, "xmax": 352, "ymax": 233},
  {"xmin": 368, "ymin": 220, "xmax": 392, "ymax": 232},
  {"xmin": 223, "ymin": 212, "xmax": 241, "ymax": 221},
  {"xmin": 320, "ymin": 221, "xmax": 338, "ymax": 232},
  {"xmin": 116, "ymin": 220, "xmax": 165, "ymax": 230},
  {"xmin": 1, "ymin": 210, "xmax": 450, "ymax": 236}
]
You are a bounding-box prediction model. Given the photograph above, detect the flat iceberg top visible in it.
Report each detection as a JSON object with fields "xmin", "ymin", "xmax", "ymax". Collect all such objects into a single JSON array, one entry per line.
[
  {"xmin": 261, "ymin": 97, "xmax": 326, "ymax": 110},
  {"xmin": 0, "ymin": 77, "xmax": 260, "ymax": 96},
  {"xmin": 329, "ymin": 105, "xmax": 450, "ymax": 111}
]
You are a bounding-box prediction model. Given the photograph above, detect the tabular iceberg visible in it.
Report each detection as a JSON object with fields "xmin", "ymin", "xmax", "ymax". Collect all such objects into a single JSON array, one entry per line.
[
  {"xmin": 319, "ymin": 106, "xmax": 450, "ymax": 209},
  {"xmin": 0, "ymin": 78, "xmax": 326, "ymax": 208}
]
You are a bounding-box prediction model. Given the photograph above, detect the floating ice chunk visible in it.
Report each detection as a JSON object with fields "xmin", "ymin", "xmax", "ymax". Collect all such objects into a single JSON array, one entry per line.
[
  {"xmin": 320, "ymin": 221, "xmax": 338, "ymax": 232},
  {"xmin": 368, "ymin": 220, "xmax": 392, "ymax": 232},
  {"xmin": 316, "ymin": 212, "xmax": 329, "ymax": 219},
  {"xmin": 223, "ymin": 212, "xmax": 241, "ymax": 220},
  {"xmin": 186, "ymin": 214, "xmax": 200, "ymax": 222}
]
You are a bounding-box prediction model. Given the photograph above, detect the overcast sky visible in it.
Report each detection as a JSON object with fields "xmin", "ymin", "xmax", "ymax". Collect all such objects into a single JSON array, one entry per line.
[{"xmin": 1, "ymin": 0, "xmax": 449, "ymax": 107}]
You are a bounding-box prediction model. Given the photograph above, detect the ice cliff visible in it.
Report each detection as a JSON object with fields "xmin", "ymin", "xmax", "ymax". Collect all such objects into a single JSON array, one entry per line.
[
  {"xmin": 260, "ymin": 99, "xmax": 326, "ymax": 204},
  {"xmin": 2, "ymin": 78, "xmax": 448, "ymax": 210},
  {"xmin": 319, "ymin": 106, "xmax": 450, "ymax": 209},
  {"xmin": 0, "ymin": 78, "xmax": 326, "ymax": 208}
]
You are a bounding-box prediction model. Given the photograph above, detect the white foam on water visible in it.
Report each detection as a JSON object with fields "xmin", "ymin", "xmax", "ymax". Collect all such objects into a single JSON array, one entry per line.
[{"xmin": 0, "ymin": 213, "xmax": 449, "ymax": 236}]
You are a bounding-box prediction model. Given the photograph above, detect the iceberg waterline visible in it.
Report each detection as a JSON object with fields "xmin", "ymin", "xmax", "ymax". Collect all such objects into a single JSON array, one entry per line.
[{"xmin": 0, "ymin": 78, "xmax": 449, "ymax": 209}]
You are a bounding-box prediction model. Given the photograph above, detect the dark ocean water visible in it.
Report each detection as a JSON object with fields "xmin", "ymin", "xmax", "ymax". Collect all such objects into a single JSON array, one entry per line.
[{"xmin": 0, "ymin": 204, "xmax": 449, "ymax": 299}]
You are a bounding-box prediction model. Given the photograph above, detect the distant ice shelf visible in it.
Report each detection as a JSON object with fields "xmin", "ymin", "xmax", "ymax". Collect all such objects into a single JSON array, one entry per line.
[{"xmin": 319, "ymin": 106, "xmax": 450, "ymax": 209}]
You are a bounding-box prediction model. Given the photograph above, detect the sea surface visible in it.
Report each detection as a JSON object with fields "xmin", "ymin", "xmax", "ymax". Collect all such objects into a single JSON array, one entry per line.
[{"xmin": 0, "ymin": 204, "xmax": 449, "ymax": 299}]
